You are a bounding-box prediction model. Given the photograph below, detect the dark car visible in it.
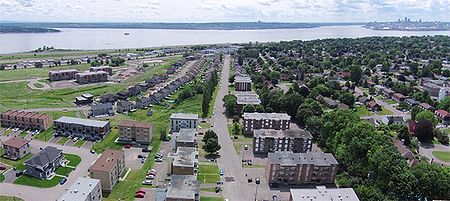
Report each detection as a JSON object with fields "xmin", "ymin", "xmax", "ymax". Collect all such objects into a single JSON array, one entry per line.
[
  {"xmin": 15, "ymin": 171, "xmax": 24, "ymax": 177},
  {"xmin": 60, "ymin": 177, "xmax": 67, "ymax": 185},
  {"xmin": 0, "ymin": 165, "xmax": 6, "ymax": 170},
  {"xmin": 247, "ymin": 178, "xmax": 253, "ymax": 183},
  {"xmin": 138, "ymin": 154, "xmax": 145, "ymax": 158},
  {"xmin": 90, "ymin": 150, "xmax": 96, "ymax": 154}
]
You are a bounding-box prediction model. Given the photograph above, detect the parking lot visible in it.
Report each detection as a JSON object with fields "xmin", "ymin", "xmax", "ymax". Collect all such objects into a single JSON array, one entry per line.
[{"xmin": 124, "ymin": 147, "xmax": 149, "ymax": 170}]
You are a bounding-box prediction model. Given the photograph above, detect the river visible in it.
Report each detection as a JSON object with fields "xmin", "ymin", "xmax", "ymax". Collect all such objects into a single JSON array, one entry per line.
[{"xmin": 1, "ymin": 25, "xmax": 450, "ymax": 54}]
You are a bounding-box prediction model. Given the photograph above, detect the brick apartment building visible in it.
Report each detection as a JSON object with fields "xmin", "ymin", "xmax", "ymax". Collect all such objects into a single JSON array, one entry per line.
[
  {"xmin": 118, "ymin": 120, "xmax": 152, "ymax": 145},
  {"xmin": 243, "ymin": 113, "xmax": 290, "ymax": 135},
  {"xmin": 267, "ymin": 151, "xmax": 338, "ymax": 187},
  {"xmin": 90, "ymin": 66, "xmax": 113, "ymax": 75},
  {"xmin": 54, "ymin": 117, "xmax": 110, "ymax": 141},
  {"xmin": 253, "ymin": 129, "xmax": 313, "ymax": 154},
  {"xmin": 76, "ymin": 71, "xmax": 108, "ymax": 84},
  {"xmin": 48, "ymin": 69, "xmax": 79, "ymax": 81},
  {"xmin": 89, "ymin": 150, "xmax": 125, "ymax": 192},
  {"xmin": 0, "ymin": 110, "xmax": 52, "ymax": 130},
  {"xmin": 1, "ymin": 137, "xmax": 30, "ymax": 160},
  {"xmin": 168, "ymin": 147, "xmax": 199, "ymax": 175},
  {"xmin": 234, "ymin": 75, "xmax": 252, "ymax": 91}
]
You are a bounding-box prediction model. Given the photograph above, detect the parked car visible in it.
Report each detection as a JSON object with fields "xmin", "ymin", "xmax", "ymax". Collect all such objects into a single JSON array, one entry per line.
[
  {"xmin": 146, "ymin": 175, "xmax": 155, "ymax": 179},
  {"xmin": 72, "ymin": 137, "xmax": 78, "ymax": 142},
  {"xmin": 142, "ymin": 180, "xmax": 153, "ymax": 185},
  {"xmin": 124, "ymin": 144, "xmax": 132, "ymax": 149},
  {"xmin": 137, "ymin": 154, "xmax": 145, "ymax": 158},
  {"xmin": 154, "ymin": 158, "xmax": 162, "ymax": 162},
  {"xmin": 215, "ymin": 186, "xmax": 221, "ymax": 193},
  {"xmin": 244, "ymin": 145, "xmax": 248, "ymax": 150},
  {"xmin": 136, "ymin": 189, "xmax": 146, "ymax": 194},
  {"xmin": 255, "ymin": 177, "xmax": 260, "ymax": 185},
  {"xmin": 0, "ymin": 165, "xmax": 6, "ymax": 170},
  {"xmin": 219, "ymin": 169, "xmax": 224, "ymax": 176},
  {"xmin": 147, "ymin": 172, "xmax": 156, "ymax": 176},
  {"xmin": 247, "ymin": 160, "xmax": 252, "ymax": 166},
  {"xmin": 247, "ymin": 178, "xmax": 253, "ymax": 183},
  {"xmin": 134, "ymin": 193, "xmax": 145, "ymax": 198},
  {"xmin": 15, "ymin": 171, "xmax": 24, "ymax": 177},
  {"xmin": 90, "ymin": 150, "xmax": 96, "ymax": 154},
  {"xmin": 149, "ymin": 169, "xmax": 156, "ymax": 173},
  {"xmin": 216, "ymin": 180, "xmax": 223, "ymax": 185},
  {"xmin": 60, "ymin": 177, "xmax": 68, "ymax": 185},
  {"xmin": 141, "ymin": 158, "xmax": 145, "ymax": 164}
]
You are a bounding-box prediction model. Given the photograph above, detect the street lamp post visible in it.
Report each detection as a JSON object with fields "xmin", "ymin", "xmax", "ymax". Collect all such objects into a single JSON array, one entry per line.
[{"xmin": 254, "ymin": 182, "xmax": 260, "ymax": 201}]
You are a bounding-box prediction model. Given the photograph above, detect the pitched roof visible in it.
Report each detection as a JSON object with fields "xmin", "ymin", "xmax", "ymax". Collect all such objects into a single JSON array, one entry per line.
[
  {"xmin": 2, "ymin": 137, "xmax": 29, "ymax": 148},
  {"xmin": 25, "ymin": 146, "xmax": 62, "ymax": 166}
]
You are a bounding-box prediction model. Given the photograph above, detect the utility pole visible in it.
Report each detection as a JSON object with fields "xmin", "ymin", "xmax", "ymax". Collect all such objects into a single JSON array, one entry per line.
[{"xmin": 254, "ymin": 183, "xmax": 259, "ymax": 201}]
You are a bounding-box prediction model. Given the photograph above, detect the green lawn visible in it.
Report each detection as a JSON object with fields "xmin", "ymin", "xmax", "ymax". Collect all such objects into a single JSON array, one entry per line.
[
  {"xmin": 74, "ymin": 140, "xmax": 86, "ymax": 147},
  {"xmin": 56, "ymin": 136, "xmax": 69, "ymax": 145},
  {"xmin": 200, "ymin": 187, "xmax": 217, "ymax": 193},
  {"xmin": 91, "ymin": 129, "xmax": 122, "ymax": 154},
  {"xmin": 0, "ymin": 195, "xmax": 24, "ymax": 201},
  {"xmin": 54, "ymin": 166, "xmax": 74, "ymax": 176},
  {"xmin": 384, "ymin": 99, "xmax": 397, "ymax": 105},
  {"xmin": 18, "ymin": 131, "xmax": 28, "ymax": 138},
  {"xmin": 355, "ymin": 106, "xmax": 371, "ymax": 117},
  {"xmin": 197, "ymin": 163, "xmax": 220, "ymax": 184},
  {"xmin": 64, "ymin": 153, "xmax": 81, "ymax": 167},
  {"xmin": 378, "ymin": 107, "xmax": 394, "ymax": 115},
  {"xmin": 14, "ymin": 175, "xmax": 64, "ymax": 188},
  {"xmin": 201, "ymin": 196, "xmax": 224, "ymax": 201},
  {"xmin": 0, "ymin": 152, "xmax": 32, "ymax": 170},
  {"xmin": 0, "ymin": 173, "xmax": 4, "ymax": 182},
  {"xmin": 207, "ymin": 82, "xmax": 220, "ymax": 118},
  {"xmin": 0, "ymin": 63, "xmax": 91, "ymax": 81},
  {"xmin": 432, "ymin": 151, "xmax": 450, "ymax": 162},
  {"xmin": 33, "ymin": 126, "xmax": 54, "ymax": 141},
  {"xmin": 199, "ymin": 122, "xmax": 211, "ymax": 129}
]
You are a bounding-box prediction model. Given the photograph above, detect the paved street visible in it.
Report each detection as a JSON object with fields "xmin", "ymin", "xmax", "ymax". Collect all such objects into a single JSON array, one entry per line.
[
  {"xmin": 0, "ymin": 135, "xmax": 99, "ymax": 201},
  {"xmin": 355, "ymin": 87, "xmax": 411, "ymax": 120},
  {"xmin": 418, "ymin": 143, "xmax": 450, "ymax": 166}
]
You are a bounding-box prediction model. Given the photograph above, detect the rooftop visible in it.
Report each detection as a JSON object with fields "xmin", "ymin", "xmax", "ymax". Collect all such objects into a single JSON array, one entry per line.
[
  {"xmin": 290, "ymin": 186, "xmax": 359, "ymax": 201},
  {"xmin": 55, "ymin": 116, "xmax": 109, "ymax": 128},
  {"xmin": 235, "ymin": 91, "xmax": 261, "ymax": 105},
  {"xmin": 118, "ymin": 120, "xmax": 152, "ymax": 129},
  {"xmin": 25, "ymin": 146, "xmax": 62, "ymax": 167},
  {"xmin": 2, "ymin": 137, "xmax": 30, "ymax": 148},
  {"xmin": 243, "ymin": 112, "xmax": 291, "ymax": 121},
  {"xmin": 254, "ymin": 129, "xmax": 312, "ymax": 139},
  {"xmin": 57, "ymin": 177, "xmax": 101, "ymax": 201},
  {"xmin": 174, "ymin": 128, "xmax": 197, "ymax": 143},
  {"xmin": 49, "ymin": 69, "xmax": 79, "ymax": 74},
  {"xmin": 89, "ymin": 150, "xmax": 124, "ymax": 172},
  {"xmin": 166, "ymin": 175, "xmax": 199, "ymax": 200},
  {"xmin": 268, "ymin": 151, "xmax": 338, "ymax": 166},
  {"xmin": 234, "ymin": 75, "xmax": 252, "ymax": 83},
  {"xmin": 170, "ymin": 113, "xmax": 199, "ymax": 120},
  {"xmin": 169, "ymin": 147, "xmax": 198, "ymax": 167},
  {"xmin": 76, "ymin": 71, "xmax": 108, "ymax": 76}
]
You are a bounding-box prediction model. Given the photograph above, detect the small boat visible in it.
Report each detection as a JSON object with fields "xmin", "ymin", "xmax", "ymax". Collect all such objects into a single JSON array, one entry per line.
[{"xmin": 124, "ymin": 32, "xmax": 130, "ymax": 35}]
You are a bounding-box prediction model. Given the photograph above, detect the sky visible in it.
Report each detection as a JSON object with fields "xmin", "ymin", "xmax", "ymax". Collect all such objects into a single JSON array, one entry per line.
[{"xmin": 0, "ymin": 0, "xmax": 449, "ymax": 23}]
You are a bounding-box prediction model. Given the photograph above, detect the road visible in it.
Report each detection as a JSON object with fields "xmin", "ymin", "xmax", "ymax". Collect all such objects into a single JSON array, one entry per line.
[
  {"xmin": 211, "ymin": 55, "xmax": 254, "ymax": 201},
  {"xmin": 0, "ymin": 134, "xmax": 99, "ymax": 201},
  {"xmin": 21, "ymin": 106, "xmax": 90, "ymax": 112}
]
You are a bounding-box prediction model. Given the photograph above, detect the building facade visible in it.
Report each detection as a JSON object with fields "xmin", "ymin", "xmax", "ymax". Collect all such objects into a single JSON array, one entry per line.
[
  {"xmin": 54, "ymin": 117, "xmax": 111, "ymax": 141},
  {"xmin": 267, "ymin": 151, "xmax": 338, "ymax": 187},
  {"xmin": 234, "ymin": 75, "xmax": 252, "ymax": 91},
  {"xmin": 0, "ymin": 110, "xmax": 52, "ymax": 131},
  {"xmin": 90, "ymin": 103, "xmax": 114, "ymax": 117},
  {"xmin": 118, "ymin": 120, "xmax": 152, "ymax": 145},
  {"xmin": 76, "ymin": 71, "xmax": 108, "ymax": 84},
  {"xmin": 90, "ymin": 66, "xmax": 113, "ymax": 75},
  {"xmin": 243, "ymin": 113, "xmax": 290, "ymax": 135},
  {"xmin": 253, "ymin": 129, "xmax": 312, "ymax": 154},
  {"xmin": 24, "ymin": 146, "xmax": 64, "ymax": 179},
  {"xmin": 48, "ymin": 69, "xmax": 79, "ymax": 81},
  {"xmin": 116, "ymin": 100, "xmax": 136, "ymax": 113},
  {"xmin": 168, "ymin": 147, "xmax": 199, "ymax": 175},
  {"xmin": 1, "ymin": 137, "xmax": 30, "ymax": 160},
  {"xmin": 170, "ymin": 113, "xmax": 198, "ymax": 133},
  {"xmin": 89, "ymin": 150, "xmax": 125, "ymax": 192},
  {"xmin": 57, "ymin": 177, "xmax": 102, "ymax": 201}
]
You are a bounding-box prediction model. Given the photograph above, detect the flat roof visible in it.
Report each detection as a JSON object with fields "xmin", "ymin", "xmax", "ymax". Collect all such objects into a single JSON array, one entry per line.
[
  {"xmin": 290, "ymin": 186, "xmax": 359, "ymax": 201},
  {"xmin": 235, "ymin": 91, "xmax": 261, "ymax": 105},
  {"xmin": 254, "ymin": 129, "xmax": 312, "ymax": 139},
  {"xmin": 49, "ymin": 69, "xmax": 79, "ymax": 74},
  {"xmin": 268, "ymin": 151, "xmax": 338, "ymax": 166},
  {"xmin": 166, "ymin": 175, "xmax": 199, "ymax": 200},
  {"xmin": 76, "ymin": 71, "xmax": 108, "ymax": 76},
  {"xmin": 57, "ymin": 177, "xmax": 101, "ymax": 201},
  {"xmin": 235, "ymin": 75, "xmax": 252, "ymax": 83},
  {"xmin": 174, "ymin": 128, "xmax": 197, "ymax": 143},
  {"xmin": 118, "ymin": 120, "xmax": 152, "ymax": 129},
  {"xmin": 89, "ymin": 149, "xmax": 124, "ymax": 172},
  {"xmin": 243, "ymin": 112, "xmax": 291, "ymax": 121},
  {"xmin": 170, "ymin": 113, "xmax": 199, "ymax": 120},
  {"xmin": 55, "ymin": 116, "xmax": 109, "ymax": 128},
  {"xmin": 169, "ymin": 147, "xmax": 198, "ymax": 167}
]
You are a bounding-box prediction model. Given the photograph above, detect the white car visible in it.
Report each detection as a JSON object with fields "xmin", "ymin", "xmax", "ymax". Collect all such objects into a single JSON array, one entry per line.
[
  {"xmin": 146, "ymin": 175, "xmax": 155, "ymax": 179},
  {"xmin": 142, "ymin": 180, "xmax": 153, "ymax": 185}
]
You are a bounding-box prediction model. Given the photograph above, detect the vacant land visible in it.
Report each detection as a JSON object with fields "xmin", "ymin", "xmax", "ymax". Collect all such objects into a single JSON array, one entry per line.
[
  {"xmin": 432, "ymin": 151, "xmax": 450, "ymax": 162},
  {"xmin": 0, "ymin": 63, "xmax": 91, "ymax": 81}
]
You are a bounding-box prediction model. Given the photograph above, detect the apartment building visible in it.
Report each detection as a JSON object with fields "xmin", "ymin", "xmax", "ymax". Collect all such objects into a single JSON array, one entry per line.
[
  {"xmin": 0, "ymin": 110, "xmax": 52, "ymax": 131},
  {"xmin": 90, "ymin": 66, "xmax": 113, "ymax": 75},
  {"xmin": 253, "ymin": 129, "xmax": 312, "ymax": 154},
  {"xmin": 1, "ymin": 137, "xmax": 30, "ymax": 160},
  {"xmin": 166, "ymin": 175, "xmax": 200, "ymax": 201},
  {"xmin": 267, "ymin": 151, "xmax": 338, "ymax": 187},
  {"xmin": 234, "ymin": 75, "xmax": 252, "ymax": 91},
  {"xmin": 172, "ymin": 128, "xmax": 197, "ymax": 150},
  {"xmin": 243, "ymin": 113, "xmax": 290, "ymax": 135},
  {"xmin": 168, "ymin": 147, "xmax": 199, "ymax": 175},
  {"xmin": 289, "ymin": 186, "xmax": 359, "ymax": 201},
  {"xmin": 118, "ymin": 120, "xmax": 152, "ymax": 145},
  {"xmin": 89, "ymin": 150, "xmax": 125, "ymax": 192},
  {"xmin": 170, "ymin": 113, "xmax": 198, "ymax": 133},
  {"xmin": 54, "ymin": 117, "xmax": 111, "ymax": 141},
  {"xmin": 235, "ymin": 91, "xmax": 261, "ymax": 114},
  {"xmin": 57, "ymin": 177, "xmax": 102, "ymax": 201},
  {"xmin": 25, "ymin": 146, "xmax": 64, "ymax": 179},
  {"xmin": 75, "ymin": 93, "xmax": 94, "ymax": 105},
  {"xmin": 90, "ymin": 103, "xmax": 114, "ymax": 117},
  {"xmin": 48, "ymin": 69, "xmax": 79, "ymax": 81},
  {"xmin": 76, "ymin": 71, "xmax": 108, "ymax": 84}
]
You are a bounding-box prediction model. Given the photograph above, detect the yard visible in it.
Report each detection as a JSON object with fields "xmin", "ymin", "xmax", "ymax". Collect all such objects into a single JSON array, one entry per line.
[
  {"xmin": 0, "ymin": 148, "xmax": 33, "ymax": 170},
  {"xmin": 432, "ymin": 151, "xmax": 450, "ymax": 162},
  {"xmin": 54, "ymin": 166, "xmax": 74, "ymax": 176},
  {"xmin": 201, "ymin": 196, "xmax": 224, "ymax": 201},
  {"xmin": 14, "ymin": 175, "xmax": 64, "ymax": 188},
  {"xmin": 0, "ymin": 195, "xmax": 24, "ymax": 201},
  {"xmin": 355, "ymin": 106, "xmax": 371, "ymax": 117},
  {"xmin": 378, "ymin": 106, "xmax": 394, "ymax": 115},
  {"xmin": 383, "ymin": 99, "xmax": 397, "ymax": 105},
  {"xmin": 197, "ymin": 162, "xmax": 220, "ymax": 184},
  {"xmin": 64, "ymin": 153, "xmax": 81, "ymax": 167}
]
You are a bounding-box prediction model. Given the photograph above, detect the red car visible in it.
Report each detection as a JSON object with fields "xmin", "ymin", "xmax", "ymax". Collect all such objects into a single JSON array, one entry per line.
[
  {"xmin": 134, "ymin": 193, "xmax": 145, "ymax": 198},
  {"xmin": 0, "ymin": 165, "xmax": 6, "ymax": 170},
  {"xmin": 124, "ymin": 144, "xmax": 131, "ymax": 149},
  {"xmin": 136, "ymin": 189, "xmax": 146, "ymax": 194},
  {"xmin": 146, "ymin": 172, "xmax": 156, "ymax": 176}
]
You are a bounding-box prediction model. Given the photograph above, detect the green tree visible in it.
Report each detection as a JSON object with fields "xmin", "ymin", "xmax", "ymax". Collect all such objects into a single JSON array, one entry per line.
[
  {"xmin": 203, "ymin": 130, "xmax": 218, "ymax": 143},
  {"xmin": 416, "ymin": 111, "xmax": 438, "ymax": 126},
  {"xmin": 415, "ymin": 120, "xmax": 434, "ymax": 142},
  {"xmin": 350, "ymin": 65, "xmax": 362, "ymax": 83},
  {"xmin": 203, "ymin": 138, "xmax": 221, "ymax": 155},
  {"xmin": 411, "ymin": 163, "xmax": 450, "ymax": 200},
  {"xmin": 435, "ymin": 129, "xmax": 449, "ymax": 145},
  {"xmin": 232, "ymin": 123, "xmax": 240, "ymax": 135},
  {"xmin": 398, "ymin": 125, "xmax": 411, "ymax": 146},
  {"xmin": 223, "ymin": 94, "xmax": 237, "ymax": 117}
]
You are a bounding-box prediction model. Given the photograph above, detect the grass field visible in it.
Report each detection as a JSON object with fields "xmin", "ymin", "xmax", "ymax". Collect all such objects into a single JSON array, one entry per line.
[
  {"xmin": 64, "ymin": 153, "xmax": 81, "ymax": 167},
  {"xmin": 200, "ymin": 187, "xmax": 217, "ymax": 193},
  {"xmin": 200, "ymin": 196, "xmax": 224, "ymax": 201},
  {"xmin": 14, "ymin": 175, "xmax": 64, "ymax": 188},
  {"xmin": 432, "ymin": 151, "xmax": 450, "ymax": 162},
  {"xmin": 0, "ymin": 63, "xmax": 91, "ymax": 81},
  {"xmin": 0, "ymin": 195, "xmax": 24, "ymax": 201},
  {"xmin": 74, "ymin": 140, "xmax": 86, "ymax": 147},
  {"xmin": 355, "ymin": 106, "xmax": 371, "ymax": 117},
  {"xmin": 384, "ymin": 99, "xmax": 397, "ymax": 105},
  {"xmin": 54, "ymin": 166, "xmax": 74, "ymax": 176},
  {"xmin": 56, "ymin": 136, "xmax": 69, "ymax": 145},
  {"xmin": 378, "ymin": 106, "xmax": 394, "ymax": 115},
  {"xmin": 0, "ymin": 173, "xmax": 4, "ymax": 182},
  {"xmin": 197, "ymin": 163, "xmax": 220, "ymax": 184}
]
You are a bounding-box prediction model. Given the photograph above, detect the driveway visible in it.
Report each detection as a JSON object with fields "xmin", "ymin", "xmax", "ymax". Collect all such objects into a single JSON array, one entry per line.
[
  {"xmin": 418, "ymin": 143, "xmax": 450, "ymax": 166},
  {"xmin": 124, "ymin": 147, "xmax": 148, "ymax": 170}
]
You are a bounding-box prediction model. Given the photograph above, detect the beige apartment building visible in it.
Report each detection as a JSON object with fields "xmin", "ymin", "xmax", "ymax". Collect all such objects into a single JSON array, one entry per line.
[
  {"xmin": 76, "ymin": 71, "xmax": 108, "ymax": 84},
  {"xmin": 118, "ymin": 120, "xmax": 152, "ymax": 145},
  {"xmin": 267, "ymin": 151, "xmax": 338, "ymax": 187},
  {"xmin": 0, "ymin": 110, "xmax": 52, "ymax": 131},
  {"xmin": 48, "ymin": 69, "xmax": 79, "ymax": 81},
  {"xmin": 90, "ymin": 66, "xmax": 113, "ymax": 75},
  {"xmin": 57, "ymin": 177, "xmax": 103, "ymax": 201},
  {"xmin": 89, "ymin": 150, "xmax": 125, "ymax": 192},
  {"xmin": 243, "ymin": 113, "xmax": 290, "ymax": 135},
  {"xmin": 1, "ymin": 137, "xmax": 30, "ymax": 160}
]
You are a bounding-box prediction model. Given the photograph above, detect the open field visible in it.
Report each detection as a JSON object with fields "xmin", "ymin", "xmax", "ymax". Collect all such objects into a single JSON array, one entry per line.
[
  {"xmin": 0, "ymin": 63, "xmax": 91, "ymax": 81},
  {"xmin": 378, "ymin": 106, "xmax": 394, "ymax": 115},
  {"xmin": 197, "ymin": 162, "xmax": 220, "ymax": 184},
  {"xmin": 0, "ymin": 49, "xmax": 141, "ymax": 62},
  {"xmin": 355, "ymin": 106, "xmax": 370, "ymax": 117},
  {"xmin": 432, "ymin": 151, "xmax": 450, "ymax": 162}
]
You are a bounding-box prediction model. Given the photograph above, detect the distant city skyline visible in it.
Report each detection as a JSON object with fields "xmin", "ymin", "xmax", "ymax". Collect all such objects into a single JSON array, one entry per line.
[{"xmin": 0, "ymin": 0, "xmax": 449, "ymax": 23}]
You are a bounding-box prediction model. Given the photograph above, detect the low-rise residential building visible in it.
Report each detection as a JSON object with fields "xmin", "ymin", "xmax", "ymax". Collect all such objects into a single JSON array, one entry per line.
[
  {"xmin": 393, "ymin": 93, "xmax": 407, "ymax": 103},
  {"xmin": 393, "ymin": 139, "xmax": 418, "ymax": 167},
  {"xmin": 383, "ymin": 88, "xmax": 395, "ymax": 98},
  {"xmin": 423, "ymin": 82, "xmax": 441, "ymax": 97},
  {"xmin": 366, "ymin": 101, "xmax": 381, "ymax": 112},
  {"xmin": 90, "ymin": 103, "xmax": 114, "ymax": 117},
  {"xmin": 405, "ymin": 98, "xmax": 420, "ymax": 108},
  {"xmin": 0, "ymin": 110, "xmax": 52, "ymax": 131},
  {"xmin": 1, "ymin": 137, "xmax": 30, "ymax": 160},
  {"xmin": 166, "ymin": 175, "xmax": 199, "ymax": 201},
  {"xmin": 57, "ymin": 177, "xmax": 102, "ymax": 201},
  {"xmin": 234, "ymin": 75, "xmax": 252, "ymax": 91},
  {"xmin": 89, "ymin": 150, "xmax": 125, "ymax": 192},
  {"xmin": 118, "ymin": 120, "xmax": 152, "ymax": 145},
  {"xmin": 374, "ymin": 85, "xmax": 385, "ymax": 95},
  {"xmin": 90, "ymin": 66, "xmax": 113, "ymax": 75},
  {"xmin": 289, "ymin": 186, "xmax": 359, "ymax": 201},
  {"xmin": 172, "ymin": 128, "xmax": 197, "ymax": 150},
  {"xmin": 435, "ymin": 110, "xmax": 450, "ymax": 125},
  {"xmin": 382, "ymin": 116, "xmax": 406, "ymax": 125},
  {"xmin": 54, "ymin": 117, "xmax": 111, "ymax": 141},
  {"xmin": 170, "ymin": 113, "xmax": 198, "ymax": 133},
  {"xmin": 24, "ymin": 146, "xmax": 64, "ymax": 179},
  {"xmin": 321, "ymin": 97, "xmax": 337, "ymax": 109},
  {"xmin": 168, "ymin": 147, "xmax": 199, "ymax": 175},
  {"xmin": 243, "ymin": 113, "xmax": 290, "ymax": 135},
  {"xmin": 235, "ymin": 91, "xmax": 261, "ymax": 114},
  {"xmin": 75, "ymin": 93, "xmax": 94, "ymax": 105},
  {"xmin": 100, "ymin": 93, "xmax": 118, "ymax": 103},
  {"xmin": 419, "ymin": 103, "xmax": 435, "ymax": 111},
  {"xmin": 253, "ymin": 129, "xmax": 312, "ymax": 154},
  {"xmin": 76, "ymin": 71, "xmax": 108, "ymax": 84},
  {"xmin": 116, "ymin": 100, "xmax": 136, "ymax": 113},
  {"xmin": 267, "ymin": 151, "xmax": 338, "ymax": 187},
  {"xmin": 438, "ymin": 87, "xmax": 450, "ymax": 101},
  {"xmin": 48, "ymin": 69, "xmax": 79, "ymax": 81}
]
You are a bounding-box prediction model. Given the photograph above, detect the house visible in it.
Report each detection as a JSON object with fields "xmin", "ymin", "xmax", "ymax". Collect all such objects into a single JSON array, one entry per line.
[
  {"xmin": 393, "ymin": 139, "xmax": 418, "ymax": 167},
  {"xmin": 419, "ymin": 103, "xmax": 435, "ymax": 111},
  {"xmin": 57, "ymin": 177, "xmax": 102, "ymax": 201},
  {"xmin": 90, "ymin": 103, "xmax": 114, "ymax": 117},
  {"xmin": 435, "ymin": 110, "xmax": 450, "ymax": 125},
  {"xmin": 54, "ymin": 117, "xmax": 111, "ymax": 141},
  {"xmin": 100, "ymin": 93, "xmax": 118, "ymax": 103},
  {"xmin": 75, "ymin": 93, "xmax": 94, "ymax": 105},
  {"xmin": 116, "ymin": 91, "xmax": 129, "ymax": 100},
  {"xmin": 392, "ymin": 93, "xmax": 407, "ymax": 103},
  {"xmin": 374, "ymin": 85, "xmax": 385, "ymax": 95},
  {"xmin": 243, "ymin": 113, "xmax": 290, "ymax": 135},
  {"xmin": 366, "ymin": 101, "xmax": 381, "ymax": 112},
  {"xmin": 423, "ymin": 83, "xmax": 441, "ymax": 97},
  {"xmin": 0, "ymin": 110, "xmax": 52, "ymax": 131},
  {"xmin": 118, "ymin": 120, "xmax": 152, "ymax": 145},
  {"xmin": 253, "ymin": 129, "xmax": 312, "ymax": 154},
  {"xmin": 357, "ymin": 96, "xmax": 369, "ymax": 104},
  {"xmin": 170, "ymin": 113, "xmax": 198, "ymax": 133},
  {"xmin": 24, "ymin": 146, "xmax": 64, "ymax": 179},
  {"xmin": 383, "ymin": 88, "xmax": 395, "ymax": 98},
  {"xmin": 289, "ymin": 186, "xmax": 359, "ymax": 201},
  {"xmin": 382, "ymin": 116, "xmax": 406, "ymax": 125},
  {"xmin": 89, "ymin": 150, "xmax": 125, "ymax": 192},
  {"xmin": 267, "ymin": 151, "xmax": 338, "ymax": 187},
  {"xmin": 116, "ymin": 100, "xmax": 136, "ymax": 113},
  {"xmin": 321, "ymin": 97, "xmax": 338, "ymax": 109},
  {"xmin": 168, "ymin": 147, "xmax": 199, "ymax": 175},
  {"xmin": 166, "ymin": 175, "xmax": 199, "ymax": 201},
  {"xmin": 405, "ymin": 99, "xmax": 420, "ymax": 108},
  {"xmin": 128, "ymin": 86, "xmax": 141, "ymax": 97},
  {"xmin": 338, "ymin": 103, "xmax": 349, "ymax": 110},
  {"xmin": 2, "ymin": 137, "xmax": 30, "ymax": 160}
]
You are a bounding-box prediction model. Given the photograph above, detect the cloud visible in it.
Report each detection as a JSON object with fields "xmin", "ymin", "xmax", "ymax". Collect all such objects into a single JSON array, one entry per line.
[{"xmin": 17, "ymin": 0, "xmax": 32, "ymax": 7}]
